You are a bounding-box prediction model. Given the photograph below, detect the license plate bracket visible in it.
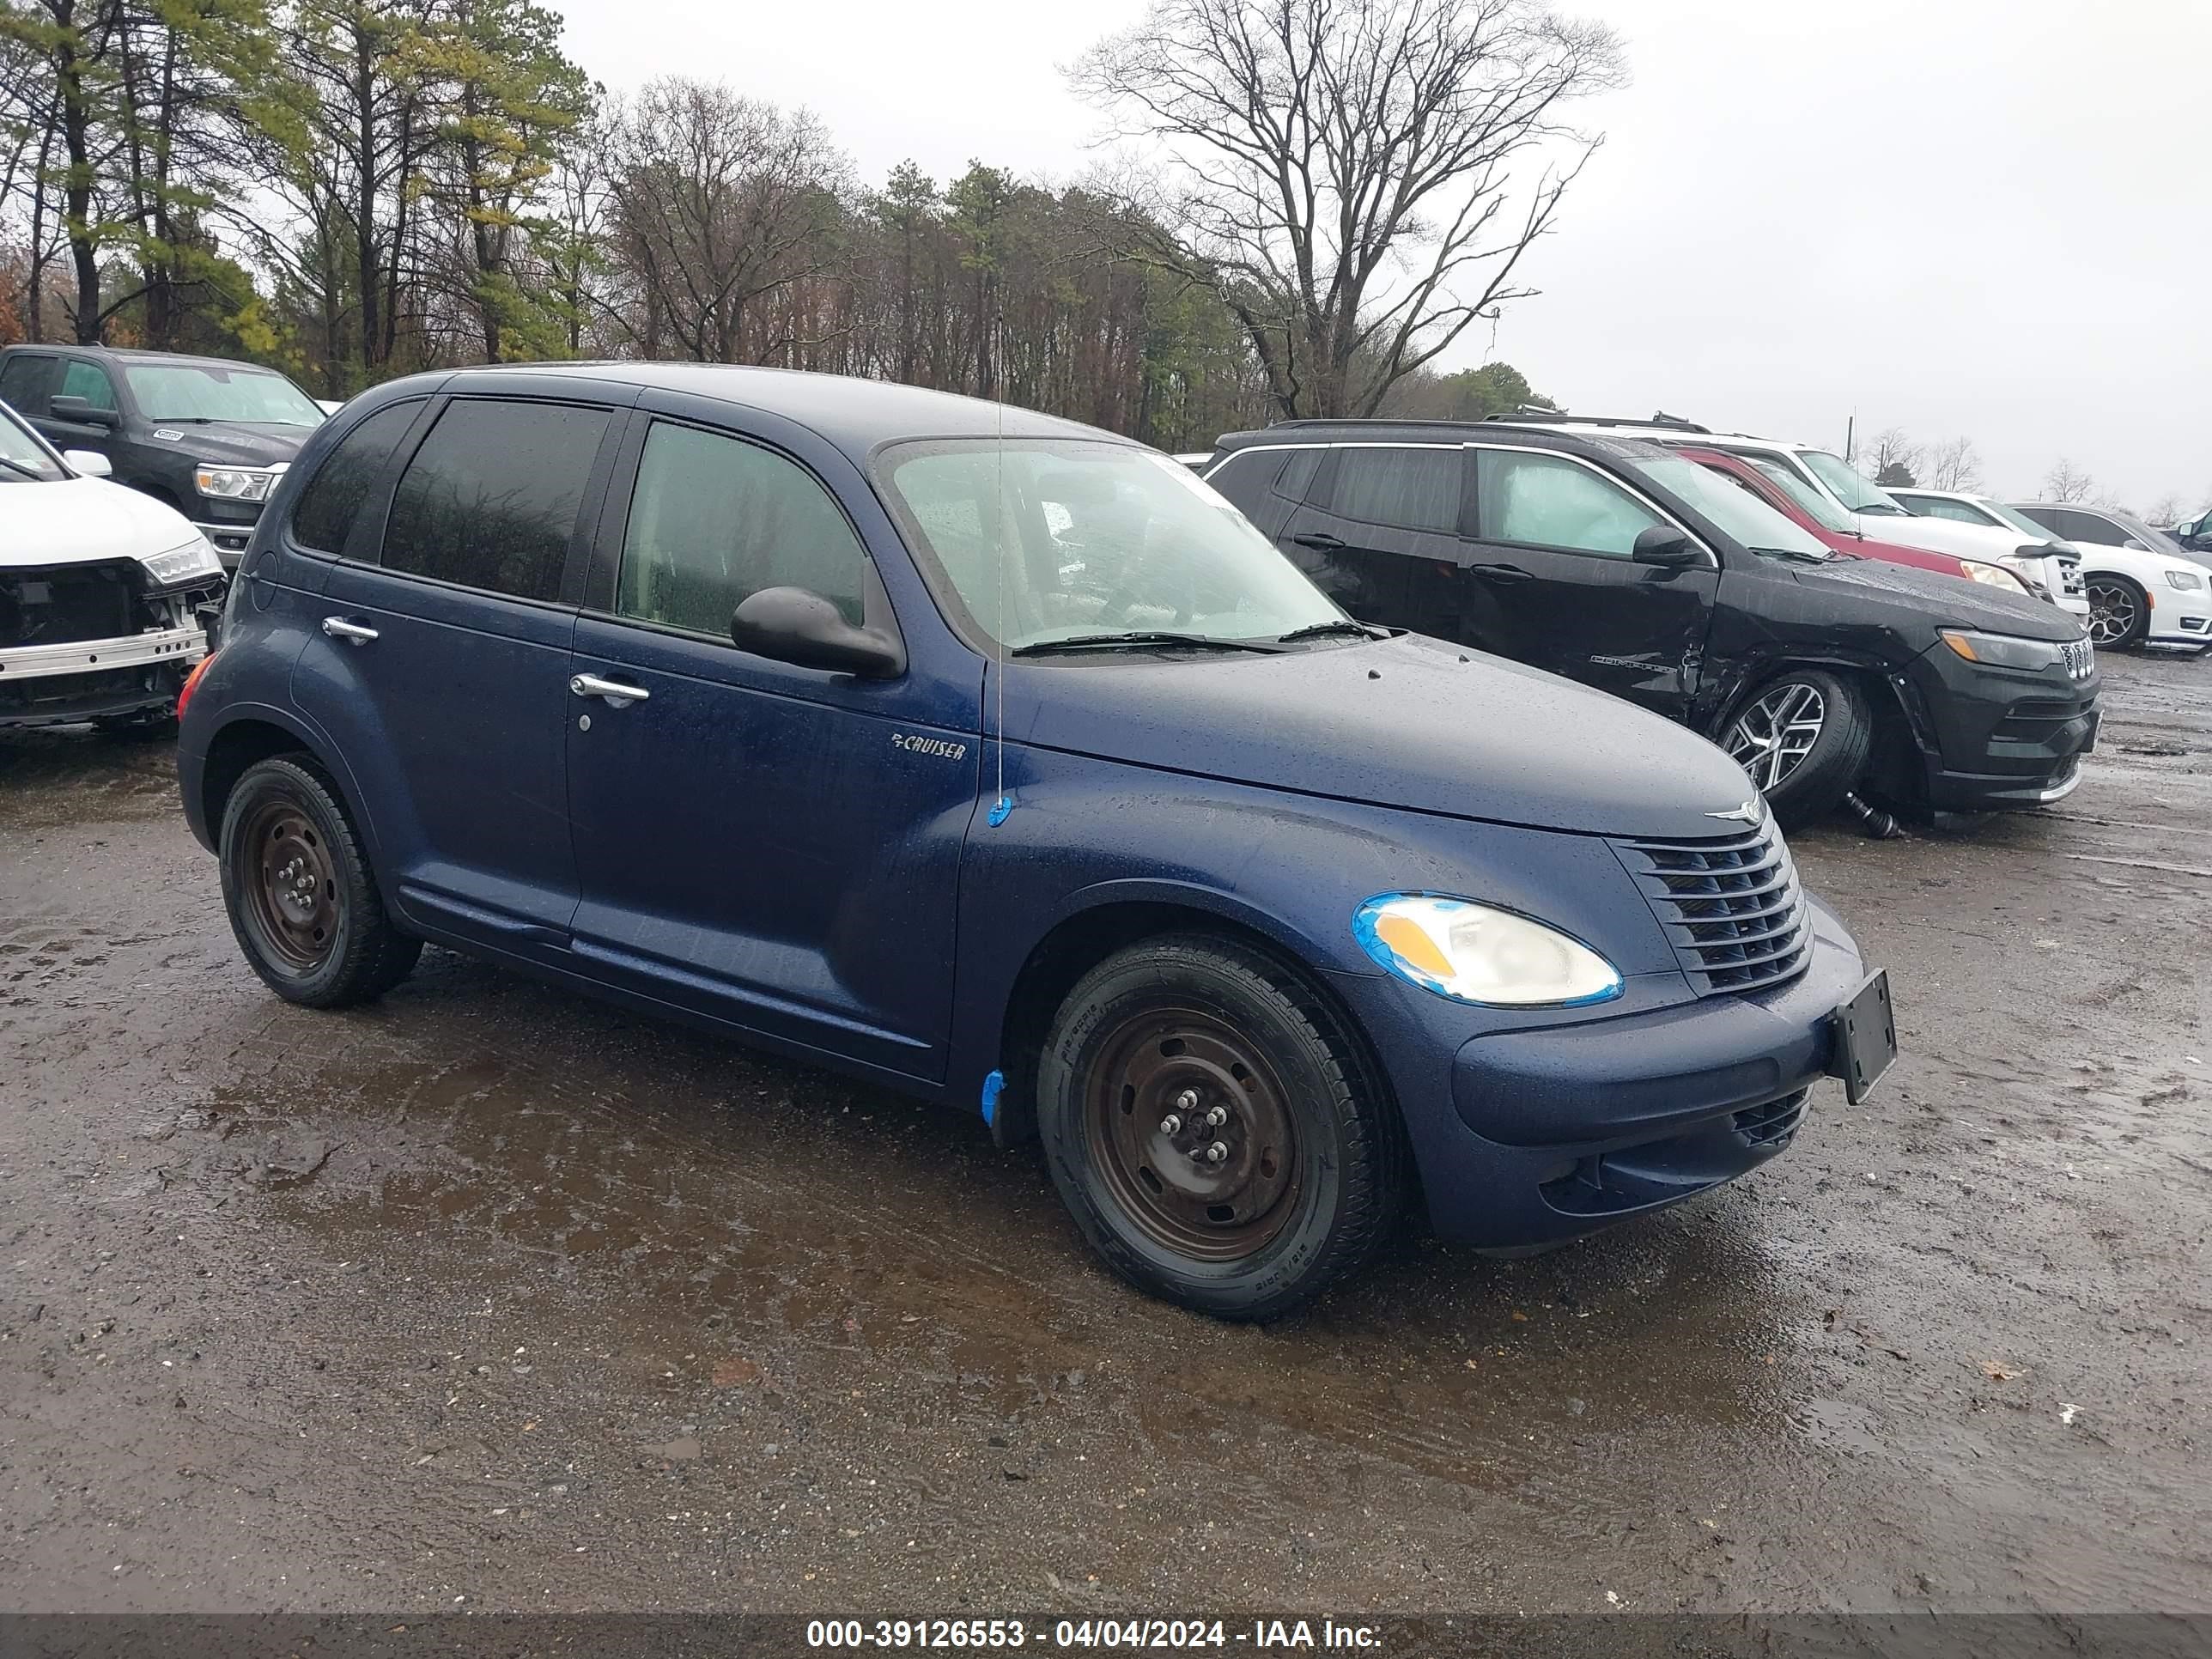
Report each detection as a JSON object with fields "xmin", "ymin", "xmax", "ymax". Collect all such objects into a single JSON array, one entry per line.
[{"xmin": 1830, "ymin": 969, "xmax": 1896, "ymax": 1105}]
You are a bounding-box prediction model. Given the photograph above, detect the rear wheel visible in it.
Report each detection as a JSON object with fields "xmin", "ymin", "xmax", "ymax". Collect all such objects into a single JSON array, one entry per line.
[
  {"xmin": 219, "ymin": 755, "xmax": 421, "ymax": 1007},
  {"xmin": 1037, "ymin": 935, "xmax": 1406, "ymax": 1321},
  {"xmin": 1722, "ymin": 668, "xmax": 1874, "ymax": 829},
  {"xmin": 2084, "ymin": 574, "xmax": 2149, "ymax": 648}
]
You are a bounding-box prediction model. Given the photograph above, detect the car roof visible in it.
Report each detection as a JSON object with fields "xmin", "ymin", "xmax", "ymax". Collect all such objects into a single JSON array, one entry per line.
[
  {"xmin": 1482, "ymin": 416, "xmax": 1826, "ymax": 453},
  {"xmin": 15, "ymin": 343, "xmax": 301, "ymax": 376},
  {"xmin": 1209, "ymin": 418, "xmax": 1654, "ymax": 460},
  {"xmin": 437, "ymin": 362, "xmax": 1120, "ymax": 454}
]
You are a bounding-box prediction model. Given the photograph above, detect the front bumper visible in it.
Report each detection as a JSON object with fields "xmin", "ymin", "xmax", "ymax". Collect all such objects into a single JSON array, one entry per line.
[
  {"xmin": 2143, "ymin": 582, "xmax": 2212, "ymax": 646},
  {"xmin": 191, "ymin": 515, "xmax": 258, "ymax": 568},
  {"xmin": 1378, "ymin": 896, "xmax": 1868, "ymax": 1249},
  {"xmin": 0, "ymin": 622, "xmax": 206, "ymax": 725},
  {"xmin": 1903, "ymin": 644, "xmax": 2100, "ymax": 812}
]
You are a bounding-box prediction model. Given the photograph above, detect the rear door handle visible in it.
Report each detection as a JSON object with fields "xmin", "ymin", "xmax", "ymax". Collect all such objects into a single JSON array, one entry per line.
[
  {"xmin": 570, "ymin": 672, "xmax": 650, "ymax": 708},
  {"xmin": 1468, "ymin": 562, "xmax": 1534, "ymax": 584},
  {"xmin": 1291, "ymin": 532, "xmax": 1346, "ymax": 550},
  {"xmin": 321, "ymin": 616, "xmax": 379, "ymax": 643}
]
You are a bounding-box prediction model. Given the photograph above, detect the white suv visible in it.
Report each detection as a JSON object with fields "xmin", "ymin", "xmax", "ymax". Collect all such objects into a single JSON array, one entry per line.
[
  {"xmin": 2004, "ymin": 501, "xmax": 2212, "ymax": 651},
  {"xmin": 1485, "ymin": 416, "xmax": 2090, "ymax": 618}
]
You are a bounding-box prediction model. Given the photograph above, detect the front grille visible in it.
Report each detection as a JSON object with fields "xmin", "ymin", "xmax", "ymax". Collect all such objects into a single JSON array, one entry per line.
[
  {"xmin": 2057, "ymin": 558, "xmax": 2085, "ymax": 597},
  {"xmin": 2059, "ymin": 637, "xmax": 2094, "ymax": 681},
  {"xmin": 0, "ymin": 561, "xmax": 137, "ymax": 649},
  {"xmin": 1733, "ymin": 1091, "xmax": 1808, "ymax": 1149},
  {"xmin": 1611, "ymin": 817, "xmax": 1812, "ymax": 996}
]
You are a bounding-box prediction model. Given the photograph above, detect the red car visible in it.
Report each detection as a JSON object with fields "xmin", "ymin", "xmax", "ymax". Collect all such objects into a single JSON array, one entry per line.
[{"xmin": 1676, "ymin": 446, "xmax": 2033, "ymax": 597}]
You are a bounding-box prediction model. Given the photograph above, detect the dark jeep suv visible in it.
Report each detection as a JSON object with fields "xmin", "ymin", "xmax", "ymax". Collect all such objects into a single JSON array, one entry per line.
[
  {"xmin": 0, "ymin": 343, "xmax": 325, "ymax": 568},
  {"xmin": 1205, "ymin": 421, "xmax": 2100, "ymax": 825}
]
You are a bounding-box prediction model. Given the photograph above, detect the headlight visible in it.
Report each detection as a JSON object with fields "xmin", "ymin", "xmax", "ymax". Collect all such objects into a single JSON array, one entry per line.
[
  {"xmin": 1938, "ymin": 629, "xmax": 2062, "ymax": 671},
  {"xmin": 1353, "ymin": 894, "xmax": 1621, "ymax": 1007},
  {"xmin": 1963, "ymin": 560, "xmax": 2031, "ymax": 594},
  {"xmin": 193, "ymin": 464, "xmax": 283, "ymax": 501},
  {"xmin": 2166, "ymin": 568, "xmax": 2204, "ymax": 591},
  {"xmin": 139, "ymin": 538, "xmax": 222, "ymax": 585}
]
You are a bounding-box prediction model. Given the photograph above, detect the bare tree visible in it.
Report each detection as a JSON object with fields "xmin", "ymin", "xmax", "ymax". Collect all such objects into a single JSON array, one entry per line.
[
  {"xmin": 2043, "ymin": 459, "xmax": 2095, "ymax": 503},
  {"xmin": 2145, "ymin": 494, "xmax": 2184, "ymax": 529},
  {"xmin": 1920, "ymin": 435, "xmax": 1982, "ymax": 494},
  {"xmin": 1070, "ymin": 0, "xmax": 1623, "ymax": 419},
  {"xmin": 1859, "ymin": 427, "xmax": 1919, "ymax": 488}
]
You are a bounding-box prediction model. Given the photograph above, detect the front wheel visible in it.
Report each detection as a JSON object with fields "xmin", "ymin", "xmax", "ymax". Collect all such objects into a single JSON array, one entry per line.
[
  {"xmin": 219, "ymin": 755, "xmax": 422, "ymax": 1007},
  {"xmin": 1721, "ymin": 668, "xmax": 1874, "ymax": 829},
  {"xmin": 1037, "ymin": 935, "xmax": 1407, "ymax": 1321},
  {"xmin": 2084, "ymin": 574, "xmax": 2149, "ymax": 648}
]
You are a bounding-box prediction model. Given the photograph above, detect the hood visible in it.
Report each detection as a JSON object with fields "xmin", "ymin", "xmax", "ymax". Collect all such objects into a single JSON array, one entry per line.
[
  {"xmin": 1849, "ymin": 509, "xmax": 2051, "ymax": 564},
  {"xmin": 0, "ymin": 475, "xmax": 204, "ymax": 568},
  {"xmin": 1004, "ymin": 631, "xmax": 1761, "ymax": 839},
  {"xmin": 144, "ymin": 421, "xmax": 315, "ymax": 466},
  {"xmin": 1794, "ymin": 550, "xmax": 2081, "ymax": 640}
]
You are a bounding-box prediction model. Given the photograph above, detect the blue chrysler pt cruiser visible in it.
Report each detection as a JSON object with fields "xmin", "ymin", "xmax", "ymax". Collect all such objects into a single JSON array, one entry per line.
[{"xmin": 176, "ymin": 366, "xmax": 1893, "ymax": 1319}]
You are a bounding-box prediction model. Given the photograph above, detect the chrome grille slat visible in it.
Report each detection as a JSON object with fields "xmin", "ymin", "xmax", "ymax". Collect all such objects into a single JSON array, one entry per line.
[{"xmin": 1611, "ymin": 817, "xmax": 1813, "ymax": 997}]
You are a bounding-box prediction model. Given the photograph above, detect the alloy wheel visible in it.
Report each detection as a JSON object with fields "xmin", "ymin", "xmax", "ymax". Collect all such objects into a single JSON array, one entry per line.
[
  {"xmin": 1725, "ymin": 680, "xmax": 1827, "ymax": 793},
  {"xmin": 2085, "ymin": 580, "xmax": 2139, "ymax": 646},
  {"xmin": 1082, "ymin": 1006, "xmax": 1299, "ymax": 1261}
]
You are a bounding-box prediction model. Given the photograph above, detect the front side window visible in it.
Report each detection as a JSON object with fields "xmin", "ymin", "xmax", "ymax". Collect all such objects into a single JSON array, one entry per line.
[
  {"xmin": 121, "ymin": 362, "xmax": 324, "ymax": 427},
  {"xmin": 58, "ymin": 359, "xmax": 118, "ymax": 412},
  {"xmin": 291, "ymin": 403, "xmax": 421, "ymax": 554},
  {"xmin": 616, "ymin": 422, "xmax": 867, "ymax": 634},
  {"xmin": 0, "ymin": 401, "xmax": 65, "ymax": 483},
  {"xmin": 878, "ymin": 440, "xmax": 1343, "ymax": 652},
  {"xmin": 1329, "ymin": 446, "xmax": 1465, "ymax": 533},
  {"xmin": 381, "ymin": 399, "xmax": 611, "ymax": 601},
  {"xmin": 1475, "ymin": 449, "xmax": 1667, "ymax": 558}
]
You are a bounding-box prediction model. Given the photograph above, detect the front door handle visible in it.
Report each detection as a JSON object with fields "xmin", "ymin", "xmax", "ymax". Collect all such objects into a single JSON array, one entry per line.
[
  {"xmin": 1291, "ymin": 532, "xmax": 1346, "ymax": 550},
  {"xmin": 321, "ymin": 616, "xmax": 379, "ymax": 643},
  {"xmin": 570, "ymin": 672, "xmax": 650, "ymax": 708},
  {"xmin": 1468, "ymin": 562, "xmax": 1534, "ymax": 584}
]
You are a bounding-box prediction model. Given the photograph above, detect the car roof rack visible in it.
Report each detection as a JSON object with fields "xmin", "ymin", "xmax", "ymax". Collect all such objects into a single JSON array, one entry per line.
[{"xmin": 1482, "ymin": 409, "xmax": 1711, "ymax": 433}]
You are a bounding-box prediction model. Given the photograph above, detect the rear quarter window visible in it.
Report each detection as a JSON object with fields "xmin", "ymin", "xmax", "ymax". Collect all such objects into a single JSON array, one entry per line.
[{"xmin": 290, "ymin": 402, "xmax": 422, "ymax": 555}]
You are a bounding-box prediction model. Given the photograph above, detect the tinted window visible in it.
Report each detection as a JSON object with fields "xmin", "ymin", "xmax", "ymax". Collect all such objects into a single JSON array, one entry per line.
[
  {"xmin": 382, "ymin": 399, "xmax": 610, "ymax": 600},
  {"xmin": 58, "ymin": 359, "xmax": 118, "ymax": 411},
  {"xmin": 617, "ymin": 422, "xmax": 866, "ymax": 633},
  {"xmin": 2050, "ymin": 508, "xmax": 2123, "ymax": 546},
  {"xmin": 1478, "ymin": 450, "xmax": 1666, "ymax": 557},
  {"xmin": 0, "ymin": 354, "xmax": 52, "ymax": 415},
  {"xmin": 291, "ymin": 403, "xmax": 421, "ymax": 554},
  {"xmin": 1204, "ymin": 450, "xmax": 1287, "ymax": 522},
  {"xmin": 1330, "ymin": 447, "xmax": 1464, "ymax": 533}
]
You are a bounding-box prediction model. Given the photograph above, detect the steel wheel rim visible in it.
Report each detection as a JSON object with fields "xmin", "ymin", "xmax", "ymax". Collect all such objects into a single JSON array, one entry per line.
[
  {"xmin": 1083, "ymin": 1006, "xmax": 1299, "ymax": 1261},
  {"xmin": 1724, "ymin": 681, "xmax": 1827, "ymax": 793},
  {"xmin": 2086, "ymin": 580, "xmax": 2137, "ymax": 644},
  {"xmin": 241, "ymin": 800, "xmax": 341, "ymax": 972}
]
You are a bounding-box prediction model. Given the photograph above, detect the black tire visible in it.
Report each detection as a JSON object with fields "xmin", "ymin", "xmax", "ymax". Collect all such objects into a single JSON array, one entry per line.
[
  {"xmin": 1036, "ymin": 933, "xmax": 1407, "ymax": 1321},
  {"xmin": 218, "ymin": 755, "xmax": 421, "ymax": 1008},
  {"xmin": 1720, "ymin": 667, "xmax": 1874, "ymax": 830},
  {"xmin": 2084, "ymin": 574, "xmax": 2149, "ymax": 649}
]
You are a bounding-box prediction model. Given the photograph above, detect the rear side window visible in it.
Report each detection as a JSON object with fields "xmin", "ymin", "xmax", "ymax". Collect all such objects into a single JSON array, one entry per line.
[
  {"xmin": 58, "ymin": 359, "xmax": 118, "ymax": 411},
  {"xmin": 291, "ymin": 403, "xmax": 420, "ymax": 555},
  {"xmin": 0, "ymin": 353, "xmax": 52, "ymax": 415},
  {"xmin": 1329, "ymin": 447, "xmax": 1465, "ymax": 533},
  {"xmin": 1204, "ymin": 450, "xmax": 1287, "ymax": 521},
  {"xmin": 381, "ymin": 399, "xmax": 611, "ymax": 601},
  {"xmin": 1475, "ymin": 450, "xmax": 1665, "ymax": 557},
  {"xmin": 616, "ymin": 421, "xmax": 866, "ymax": 632}
]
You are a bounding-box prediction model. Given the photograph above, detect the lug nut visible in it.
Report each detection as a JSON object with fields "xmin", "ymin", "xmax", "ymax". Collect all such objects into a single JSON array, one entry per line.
[
  {"xmin": 1204, "ymin": 1104, "xmax": 1229, "ymax": 1128},
  {"xmin": 1204, "ymin": 1140, "xmax": 1229, "ymax": 1164},
  {"xmin": 1174, "ymin": 1088, "xmax": 1200, "ymax": 1112},
  {"xmin": 1158, "ymin": 1114, "xmax": 1182, "ymax": 1134}
]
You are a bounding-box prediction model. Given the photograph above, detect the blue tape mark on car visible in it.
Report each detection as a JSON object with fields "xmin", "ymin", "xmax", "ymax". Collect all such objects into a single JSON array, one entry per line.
[
  {"xmin": 980, "ymin": 1068, "xmax": 1006, "ymax": 1125},
  {"xmin": 988, "ymin": 795, "xmax": 1013, "ymax": 827}
]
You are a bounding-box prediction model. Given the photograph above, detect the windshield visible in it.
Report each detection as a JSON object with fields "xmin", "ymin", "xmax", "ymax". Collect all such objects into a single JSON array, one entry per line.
[
  {"xmin": 0, "ymin": 402, "xmax": 66, "ymax": 482},
  {"xmin": 878, "ymin": 440, "xmax": 1346, "ymax": 653},
  {"xmin": 122, "ymin": 362, "xmax": 325, "ymax": 427},
  {"xmin": 1627, "ymin": 453, "xmax": 1832, "ymax": 560},
  {"xmin": 1798, "ymin": 448, "xmax": 1908, "ymax": 514},
  {"xmin": 1738, "ymin": 454, "xmax": 1856, "ymax": 532}
]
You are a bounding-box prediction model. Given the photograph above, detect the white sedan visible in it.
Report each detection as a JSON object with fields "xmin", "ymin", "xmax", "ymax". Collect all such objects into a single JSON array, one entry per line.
[{"xmin": 1, "ymin": 398, "xmax": 226, "ymax": 728}]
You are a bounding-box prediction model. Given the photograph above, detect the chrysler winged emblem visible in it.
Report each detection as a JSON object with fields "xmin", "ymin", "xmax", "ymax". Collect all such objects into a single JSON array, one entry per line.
[{"xmin": 1707, "ymin": 799, "xmax": 1764, "ymax": 824}]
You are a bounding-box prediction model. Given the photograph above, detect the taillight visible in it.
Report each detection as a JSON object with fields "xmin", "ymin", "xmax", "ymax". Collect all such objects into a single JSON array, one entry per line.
[{"xmin": 177, "ymin": 651, "xmax": 216, "ymax": 720}]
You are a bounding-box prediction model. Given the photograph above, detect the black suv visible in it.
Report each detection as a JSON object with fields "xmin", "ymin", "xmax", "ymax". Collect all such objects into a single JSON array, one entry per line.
[
  {"xmin": 1205, "ymin": 421, "xmax": 2100, "ymax": 824},
  {"xmin": 0, "ymin": 344, "xmax": 326, "ymax": 568}
]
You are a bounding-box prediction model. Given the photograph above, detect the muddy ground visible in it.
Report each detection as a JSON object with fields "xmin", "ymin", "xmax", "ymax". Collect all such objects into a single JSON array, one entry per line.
[{"xmin": 2, "ymin": 652, "xmax": 2207, "ymax": 1619}]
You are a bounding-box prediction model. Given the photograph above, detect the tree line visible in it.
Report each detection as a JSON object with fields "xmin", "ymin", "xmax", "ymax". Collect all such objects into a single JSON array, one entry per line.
[{"xmin": 0, "ymin": 0, "xmax": 1605, "ymax": 448}]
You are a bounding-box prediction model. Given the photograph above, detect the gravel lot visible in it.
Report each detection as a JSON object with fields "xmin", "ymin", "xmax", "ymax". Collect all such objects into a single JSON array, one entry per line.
[{"xmin": 3, "ymin": 651, "xmax": 2207, "ymax": 1617}]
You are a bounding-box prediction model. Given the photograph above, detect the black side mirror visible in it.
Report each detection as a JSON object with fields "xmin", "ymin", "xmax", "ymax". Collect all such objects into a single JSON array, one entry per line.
[
  {"xmin": 48, "ymin": 394, "xmax": 118, "ymax": 427},
  {"xmin": 731, "ymin": 586, "xmax": 905, "ymax": 679},
  {"xmin": 1632, "ymin": 526, "xmax": 1703, "ymax": 568}
]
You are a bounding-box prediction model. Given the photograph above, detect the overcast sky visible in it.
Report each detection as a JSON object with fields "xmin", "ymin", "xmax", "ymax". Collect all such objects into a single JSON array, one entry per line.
[{"xmin": 553, "ymin": 0, "xmax": 2211, "ymax": 513}]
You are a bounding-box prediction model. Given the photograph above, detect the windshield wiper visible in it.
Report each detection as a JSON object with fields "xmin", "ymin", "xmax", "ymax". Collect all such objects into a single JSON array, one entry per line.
[
  {"xmin": 1751, "ymin": 545, "xmax": 1831, "ymax": 563},
  {"xmin": 1276, "ymin": 619, "xmax": 1382, "ymax": 643},
  {"xmin": 1855, "ymin": 503, "xmax": 1907, "ymax": 516},
  {"xmin": 1010, "ymin": 631, "xmax": 1285, "ymax": 657},
  {"xmin": 0, "ymin": 455, "xmax": 45, "ymax": 481}
]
